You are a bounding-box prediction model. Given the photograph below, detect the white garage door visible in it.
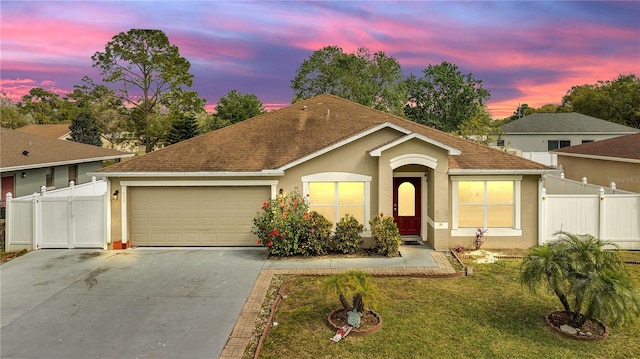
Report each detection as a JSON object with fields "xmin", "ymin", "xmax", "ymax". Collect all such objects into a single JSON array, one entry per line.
[{"xmin": 129, "ymin": 186, "xmax": 270, "ymax": 246}]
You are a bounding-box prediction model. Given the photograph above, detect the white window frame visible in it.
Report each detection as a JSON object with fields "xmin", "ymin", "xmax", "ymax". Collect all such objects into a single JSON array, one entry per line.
[
  {"xmin": 301, "ymin": 172, "xmax": 371, "ymax": 231},
  {"xmin": 451, "ymin": 175, "xmax": 522, "ymax": 237}
]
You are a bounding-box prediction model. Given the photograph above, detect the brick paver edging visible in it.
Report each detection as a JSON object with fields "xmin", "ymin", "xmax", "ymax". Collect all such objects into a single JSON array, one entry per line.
[{"xmin": 219, "ymin": 252, "xmax": 458, "ymax": 359}]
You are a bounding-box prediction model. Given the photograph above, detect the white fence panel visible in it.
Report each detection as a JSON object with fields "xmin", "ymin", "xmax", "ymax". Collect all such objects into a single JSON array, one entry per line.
[
  {"xmin": 44, "ymin": 178, "xmax": 107, "ymax": 197},
  {"xmin": 543, "ymin": 195, "xmax": 600, "ymax": 240},
  {"xmin": 72, "ymin": 196, "xmax": 106, "ymax": 248},
  {"xmin": 39, "ymin": 198, "xmax": 71, "ymax": 248},
  {"xmin": 7, "ymin": 195, "xmax": 35, "ymax": 248},
  {"xmin": 601, "ymin": 195, "xmax": 640, "ymax": 249}
]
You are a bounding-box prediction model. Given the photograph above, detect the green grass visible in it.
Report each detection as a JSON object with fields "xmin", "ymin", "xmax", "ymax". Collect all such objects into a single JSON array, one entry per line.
[{"xmin": 256, "ymin": 260, "xmax": 640, "ymax": 359}]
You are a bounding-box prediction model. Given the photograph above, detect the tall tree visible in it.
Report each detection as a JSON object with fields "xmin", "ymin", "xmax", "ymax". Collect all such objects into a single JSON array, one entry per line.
[
  {"xmin": 291, "ymin": 46, "xmax": 406, "ymax": 114},
  {"xmin": 87, "ymin": 29, "xmax": 205, "ymax": 152},
  {"xmin": 562, "ymin": 74, "xmax": 640, "ymax": 128},
  {"xmin": 457, "ymin": 106, "xmax": 503, "ymax": 145},
  {"xmin": 214, "ymin": 90, "xmax": 266, "ymax": 125},
  {"xmin": 405, "ymin": 62, "xmax": 490, "ymax": 133},
  {"xmin": 69, "ymin": 111, "xmax": 102, "ymax": 147},
  {"xmin": 166, "ymin": 113, "xmax": 199, "ymax": 144},
  {"xmin": 19, "ymin": 88, "xmax": 65, "ymax": 124}
]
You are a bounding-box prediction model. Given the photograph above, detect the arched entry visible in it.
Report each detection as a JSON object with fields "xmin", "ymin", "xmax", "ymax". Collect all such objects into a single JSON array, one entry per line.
[{"xmin": 393, "ymin": 177, "xmax": 421, "ymax": 235}]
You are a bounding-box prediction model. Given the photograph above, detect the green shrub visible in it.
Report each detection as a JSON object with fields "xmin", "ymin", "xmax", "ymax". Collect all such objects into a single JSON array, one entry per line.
[
  {"xmin": 332, "ymin": 214, "xmax": 363, "ymax": 254},
  {"xmin": 252, "ymin": 189, "xmax": 309, "ymax": 257},
  {"xmin": 370, "ymin": 213, "xmax": 401, "ymax": 256},
  {"xmin": 299, "ymin": 211, "xmax": 333, "ymax": 256}
]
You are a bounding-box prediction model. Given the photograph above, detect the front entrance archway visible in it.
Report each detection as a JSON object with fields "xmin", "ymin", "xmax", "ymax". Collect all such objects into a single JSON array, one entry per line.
[{"xmin": 393, "ymin": 177, "xmax": 421, "ymax": 235}]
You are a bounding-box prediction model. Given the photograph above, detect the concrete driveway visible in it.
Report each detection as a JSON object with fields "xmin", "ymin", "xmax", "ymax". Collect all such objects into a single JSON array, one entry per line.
[{"xmin": 1, "ymin": 248, "xmax": 267, "ymax": 359}]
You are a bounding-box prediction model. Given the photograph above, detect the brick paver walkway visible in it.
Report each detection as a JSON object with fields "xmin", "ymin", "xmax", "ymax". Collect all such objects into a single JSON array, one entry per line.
[{"xmin": 219, "ymin": 251, "xmax": 457, "ymax": 358}]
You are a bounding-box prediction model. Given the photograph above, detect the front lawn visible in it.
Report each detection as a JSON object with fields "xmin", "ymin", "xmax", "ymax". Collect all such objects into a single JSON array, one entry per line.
[{"xmin": 255, "ymin": 260, "xmax": 640, "ymax": 359}]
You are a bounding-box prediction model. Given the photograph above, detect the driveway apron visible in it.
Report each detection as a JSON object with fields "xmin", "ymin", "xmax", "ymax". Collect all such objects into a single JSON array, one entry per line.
[{"xmin": 1, "ymin": 248, "xmax": 267, "ymax": 359}]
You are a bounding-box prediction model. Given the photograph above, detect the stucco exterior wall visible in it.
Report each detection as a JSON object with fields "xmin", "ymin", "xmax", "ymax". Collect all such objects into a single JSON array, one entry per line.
[
  {"xmin": 503, "ymin": 134, "xmax": 628, "ymax": 153},
  {"xmin": 558, "ymin": 156, "xmax": 640, "ymax": 193}
]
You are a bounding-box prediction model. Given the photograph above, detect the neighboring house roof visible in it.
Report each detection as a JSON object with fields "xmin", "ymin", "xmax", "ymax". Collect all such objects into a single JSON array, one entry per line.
[
  {"xmin": 96, "ymin": 94, "xmax": 551, "ymax": 176},
  {"xmin": 15, "ymin": 124, "xmax": 71, "ymax": 139},
  {"xmin": 551, "ymin": 132, "xmax": 640, "ymax": 162},
  {"xmin": 0, "ymin": 127, "xmax": 134, "ymax": 172},
  {"xmin": 501, "ymin": 113, "xmax": 640, "ymax": 134}
]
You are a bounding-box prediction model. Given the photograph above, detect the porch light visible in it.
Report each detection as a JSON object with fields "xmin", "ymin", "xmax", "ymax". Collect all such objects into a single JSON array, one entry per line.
[
  {"xmin": 21, "ymin": 171, "xmax": 27, "ymax": 178},
  {"xmin": 112, "ymin": 190, "xmax": 119, "ymax": 201}
]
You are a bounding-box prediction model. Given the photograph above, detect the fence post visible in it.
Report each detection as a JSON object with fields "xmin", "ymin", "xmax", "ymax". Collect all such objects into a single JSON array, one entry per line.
[
  {"xmin": 33, "ymin": 193, "xmax": 40, "ymax": 250},
  {"xmin": 538, "ymin": 187, "xmax": 547, "ymax": 245},
  {"xmin": 598, "ymin": 187, "xmax": 605, "ymax": 240},
  {"xmin": 5, "ymin": 192, "xmax": 12, "ymax": 250}
]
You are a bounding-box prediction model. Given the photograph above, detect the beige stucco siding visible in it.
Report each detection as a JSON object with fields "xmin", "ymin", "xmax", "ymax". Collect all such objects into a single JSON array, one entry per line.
[{"xmin": 558, "ymin": 156, "xmax": 640, "ymax": 193}]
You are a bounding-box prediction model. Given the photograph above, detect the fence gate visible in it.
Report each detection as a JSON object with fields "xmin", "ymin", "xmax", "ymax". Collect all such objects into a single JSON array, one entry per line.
[{"xmin": 6, "ymin": 179, "xmax": 108, "ymax": 251}]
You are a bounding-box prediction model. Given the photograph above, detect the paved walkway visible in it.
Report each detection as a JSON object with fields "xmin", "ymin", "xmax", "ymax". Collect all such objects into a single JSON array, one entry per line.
[{"xmin": 220, "ymin": 246, "xmax": 457, "ymax": 358}]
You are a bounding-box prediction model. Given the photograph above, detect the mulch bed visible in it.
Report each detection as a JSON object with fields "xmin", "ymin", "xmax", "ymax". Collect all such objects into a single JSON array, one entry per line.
[{"xmin": 546, "ymin": 311, "xmax": 608, "ymax": 340}]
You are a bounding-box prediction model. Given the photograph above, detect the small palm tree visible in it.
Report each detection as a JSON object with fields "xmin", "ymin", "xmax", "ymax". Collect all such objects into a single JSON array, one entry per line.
[
  {"xmin": 520, "ymin": 231, "xmax": 640, "ymax": 328},
  {"xmin": 323, "ymin": 270, "xmax": 378, "ymax": 313}
]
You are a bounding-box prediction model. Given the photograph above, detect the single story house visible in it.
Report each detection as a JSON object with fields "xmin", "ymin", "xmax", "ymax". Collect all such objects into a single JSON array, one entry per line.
[
  {"xmin": 497, "ymin": 113, "xmax": 639, "ymax": 166},
  {"xmin": 1, "ymin": 127, "xmax": 134, "ymax": 207},
  {"xmin": 551, "ymin": 132, "xmax": 640, "ymax": 193},
  {"xmin": 94, "ymin": 94, "xmax": 555, "ymax": 250}
]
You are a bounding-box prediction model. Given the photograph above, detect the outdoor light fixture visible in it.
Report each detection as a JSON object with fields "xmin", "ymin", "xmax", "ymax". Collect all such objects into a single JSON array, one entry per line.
[
  {"xmin": 21, "ymin": 171, "xmax": 27, "ymax": 178},
  {"xmin": 112, "ymin": 190, "xmax": 119, "ymax": 201},
  {"xmin": 279, "ymin": 188, "xmax": 284, "ymax": 196}
]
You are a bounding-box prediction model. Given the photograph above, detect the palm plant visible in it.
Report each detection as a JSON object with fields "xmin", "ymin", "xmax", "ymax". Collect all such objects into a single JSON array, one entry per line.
[
  {"xmin": 520, "ymin": 231, "xmax": 640, "ymax": 328},
  {"xmin": 323, "ymin": 270, "xmax": 379, "ymax": 313}
]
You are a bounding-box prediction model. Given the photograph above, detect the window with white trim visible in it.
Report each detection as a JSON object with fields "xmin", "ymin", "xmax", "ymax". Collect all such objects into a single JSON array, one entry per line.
[
  {"xmin": 452, "ymin": 176, "xmax": 522, "ymax": 236},
  {"xmin": 302, "ymin": 172, "xmax": 371, "ymax": 227}
]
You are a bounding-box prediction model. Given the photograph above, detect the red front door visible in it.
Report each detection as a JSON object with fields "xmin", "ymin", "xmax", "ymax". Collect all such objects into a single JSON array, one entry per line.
[
  {"xmin": 1, "ymin": 175, "xmax": 15, "ymax": 207},
  {"xmin": 393, "ymin": 177, "xmax": 421, "ymax": 236}
]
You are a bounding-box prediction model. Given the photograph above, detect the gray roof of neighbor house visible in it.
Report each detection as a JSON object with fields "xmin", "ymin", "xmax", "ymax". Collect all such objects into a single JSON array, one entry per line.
[
  {"xmin": 15, "ymin": 124, "xmax": 71, "ymax": 139},
  {"xmin": 96, "ymin": 94, "xmax": 552, "ymax": 175},
  {"xmin": 551, "ymin": 132, "xmax": 640, "ymax": 161},
  {"xmin": 0, "ymin": 127, "xmax": 134, "ymax": 172},
  {"xmin": 501, "ymin": 113, "xmax": 640, "ymax": 134}
]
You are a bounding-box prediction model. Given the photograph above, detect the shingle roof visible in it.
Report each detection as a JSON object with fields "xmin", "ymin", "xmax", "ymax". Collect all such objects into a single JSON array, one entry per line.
[
  {"xmin": 552, "ymin": 132, "xmax": 640, "ymax": 161},
  {"xmin": 97, "ymin": 94, "xmax": 550, "ymax": 174},
  {"xmin": 501, "ymin": 113, "xmax": 640, "ymax": 134},
  {"xmin": 1, "ymin": 127, "xmax": 133, "ymax": 171},
  {"xmin": 15, "ymin": 124, "xmax": 71, "ymax": 139}
]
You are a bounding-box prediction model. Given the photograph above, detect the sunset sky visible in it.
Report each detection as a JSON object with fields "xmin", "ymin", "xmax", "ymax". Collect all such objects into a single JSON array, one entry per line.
[{"xmin": 1, "ymin": 1, "xmax": 639, "ymax": 118}]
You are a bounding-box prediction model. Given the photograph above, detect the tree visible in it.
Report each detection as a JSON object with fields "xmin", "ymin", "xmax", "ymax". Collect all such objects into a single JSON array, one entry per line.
[
  {"xmin": 457, "ymin": 106, "xmax": 503, "ymax": 145},
  {"xmin": 166, "ymin": 113, "xmax": 199, "ymax": 144},
  {"xmin": 87, "ymin": 29, "xmax": 206, "ymax": 152},
  {"xmin": 405, "ymin": 62, "xmax": 491, "ymax": 133},
  {"xmin": 18, "ymin": 88, "xmax": 66, "ymax": 124},
  {"xmin": 69, "ymin": 111, "xmax": 102, "ymax": 147},
  {"xmin": 0, "ymin": 93, "xmax": 30, "ymax": 128},
  {"xmin": 520, "ymin": 232, "xmax": 640, "ymax": 328},
  {"xmin": 562, "ymin": 74, "xmax": 640, "ymax": 128},
  {"xmin": 291, "ymin": 46, "xmax": 406, "ymax": 114},
  {"xmin": 214, "ymin": 90, "xmax": 266, "ymax": 125}
]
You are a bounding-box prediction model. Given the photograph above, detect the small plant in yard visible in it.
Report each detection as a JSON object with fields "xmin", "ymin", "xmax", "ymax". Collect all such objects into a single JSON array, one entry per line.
[
  {"xmin": 323, "ymin": 270, "xmax": 379, "ymax": 314},
  {"xmin": 331, "ymin": 214, "xmax": 363, "ymax": 254},
  {"xmin": 520, "ymin": 231, "xmax": 640, "ymax": 331},
  {"xmin": 369, "ymin": 213, "xmax": 401, "ymax": 256},
  {"xmin": 298, "ymin": 211, "xmax": 333, "ymax": 256}
]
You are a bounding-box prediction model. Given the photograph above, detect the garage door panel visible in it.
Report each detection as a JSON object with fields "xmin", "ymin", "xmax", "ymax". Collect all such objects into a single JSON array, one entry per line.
[{"xmin": 130, "ymin": 186, "xmax": 269, "ymax": 246}]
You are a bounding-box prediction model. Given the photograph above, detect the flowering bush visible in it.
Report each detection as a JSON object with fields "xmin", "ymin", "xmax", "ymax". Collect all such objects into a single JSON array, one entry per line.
[
  {"xmin": 332, "ymin": 214, "xmax": 364, "ymax": 254},
  {"xmin": 369, "ymin": 213, "xmax": 401, "ymax": 256},
  {"xmin": 253, "ymin": 190, "xmax": 332, "ymax": 257}
]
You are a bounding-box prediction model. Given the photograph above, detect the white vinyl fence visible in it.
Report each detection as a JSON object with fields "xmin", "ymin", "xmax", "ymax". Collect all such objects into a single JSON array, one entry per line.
[
  {"xmin": 6, "ymin": 178, "xmax": 108, "ymax": 251},
  {"xmin": 540, "ymin": 175, "xmax": 640, "ymax": 249}
]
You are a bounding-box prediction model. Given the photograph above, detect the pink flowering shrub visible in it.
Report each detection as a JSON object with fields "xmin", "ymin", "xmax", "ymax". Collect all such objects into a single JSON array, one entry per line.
[{"xmin": 253, "ymin": 190, "xmax": 331, "ymax": 256}]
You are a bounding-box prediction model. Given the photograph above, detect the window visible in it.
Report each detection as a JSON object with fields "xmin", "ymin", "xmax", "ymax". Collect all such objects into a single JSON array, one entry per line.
[
  {"xmin": 452, "ymin": 176, "xmax": 522, "ymax": 237},
  {"xmin": 581, "ymin": 140, "xmax": 594, "ymax": 144},
  {"xmin": 548, "ymin": 140, "xmax": 570, "ymax": 151},
  {"xmin": 496, "ymin": 139, "xmax": 505, "ymax": 147},
  {"xmin": 302, "ymin": 172, "xmax": 371, "ymax": 227},
  {"xmin": 46, "ymin": 168, "xmax": 55, "ymax": 189}
]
